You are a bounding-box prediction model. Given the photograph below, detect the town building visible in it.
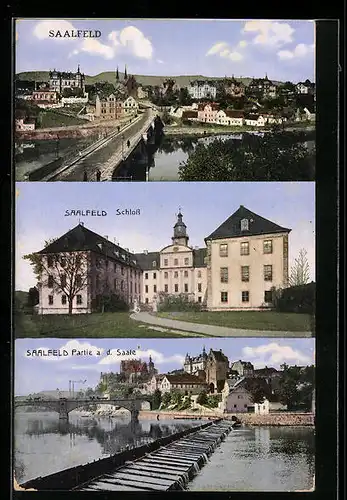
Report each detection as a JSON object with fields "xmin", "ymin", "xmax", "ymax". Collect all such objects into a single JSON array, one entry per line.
[
  {"xmin": 181, "ymin": 110, "xmax": 198, "ymax": 121},
  {"xmin": 184, "ymin": 346, "xmax": 208, "ymax": 374},
  {"xmin": 221, "ymin": 381, "xmax": 254, "ymax": 413},
  {"xmin": 230, "ymin": 360, "xmax": 254, "ymax": 377},
  {"xmin": 296, "ymin": 79, "xmax": 315, "ymax": 95},
  {"xmin": 160, "ymin": 374, "xmax": 207, "ymax": 395},
  {"xmin": 205, "ymin": 349, "xmax": 229, "ymax": 393},
  {"xmin": 122, "ymin": 96, "xmax": 139, "ymax": 115},
  {"xmin": 197, "ymin": 103, "xmax": 220, "ymax": 123},
  {"xmin": 31, "ymin": 90, "xmax": 58, "ymax": 105},
  {"xmin": 120, "ymin": 356, "xmax": 156, "ymax": 383},
  {"xmin": 135, "ymin": 210, "xmax": 208, "ymax": 307},
  {"xmin": 254, "ymin": 396, "xmax": 287, "ymax": 414},
  {"xmin": 15, "ymin": 118, "xmax": 35, "ymax": 131},
  {"xmin": 187, "ymin": 80, "xmax": 217, "ymax": 100},
  {"xmin": 222, "ymin": 77, "xmax": 245, "ymax": 97},
  {"xmin": 247, "ymin": 75, "xmax": 277, "ymax": 99},
  {"xmin": 137, "ymin": 86, "xmax": 149, "ymax": 99},
  {"xmin": 95, "ymin": 93, "xmax": 123, "ymax": 120},
  {"xmin": 215, "ymin": 109, "xmax": 244, "ymax": 126},
  {"xmin": 244, "ymin": 113, "xmax": 267, "ymax": 127},
  {"xmin": 49, "ymin": 65, "xmax": 85, "ymax": 93},
  {"xmin": 34, "ymin": 223, "xmax": 142, "ymax": 314},
  {"xmin": 145, "ymin": 374, "xmax": 165, "ymax": 394},
  {"xmin": 205, "ymin": 205, "xmax": 291, "ymax": 310}
]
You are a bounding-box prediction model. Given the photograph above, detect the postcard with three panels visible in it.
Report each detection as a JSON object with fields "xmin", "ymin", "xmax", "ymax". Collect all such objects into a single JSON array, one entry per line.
[{"xmin": 13, "ymin": 18, "xmax": 319, "ymax": 493}]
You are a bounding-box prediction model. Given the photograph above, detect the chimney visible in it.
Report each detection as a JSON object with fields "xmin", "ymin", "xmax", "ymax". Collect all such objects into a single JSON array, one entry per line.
[
  {"xmin": 80, "ymin": 221, "xmax": 84, "ymax": 226},
  {"xmin": 104, "ymin": 235, "xmax": 108, "ymax": 240},
  {"xmin": 144, "ymin": 249, "xmax": 148, "ymax": 255}
]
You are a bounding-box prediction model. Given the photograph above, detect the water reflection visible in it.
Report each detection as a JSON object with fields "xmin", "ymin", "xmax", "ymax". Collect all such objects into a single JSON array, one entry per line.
[{"xmin": 14, "ymin": 411, "xmax": 196, "ymax": 483}]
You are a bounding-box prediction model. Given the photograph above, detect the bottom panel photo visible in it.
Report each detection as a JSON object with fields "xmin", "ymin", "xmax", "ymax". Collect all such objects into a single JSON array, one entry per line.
[{"xmin": 14, "ymin": 337, "xmax": 315, "ymax": 492}]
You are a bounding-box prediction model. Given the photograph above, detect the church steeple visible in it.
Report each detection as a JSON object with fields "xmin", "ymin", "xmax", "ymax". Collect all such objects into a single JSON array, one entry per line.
[
  {"xmin": 116, "ymin": 66, "xmax": 119, "ymax": 81},
  {"xmin": 124, "ymin": 65, "xmax": 128, "ymax": 80},
  {"xmin": 172, "ymin": 208, "xmax": 189, "ymax": 246}
]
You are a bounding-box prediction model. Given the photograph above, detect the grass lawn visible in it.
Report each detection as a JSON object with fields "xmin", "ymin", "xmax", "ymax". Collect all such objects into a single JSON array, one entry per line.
[
  {"xmin": 40, "ymin": 110, "xmax": 87, "ymax": 128},
  {"xmin": 15, "ymin": 312, "xmax": 186, "ymax": 338},
  {"xmin": 157, "ymin": 311, "xmax": 313, "ymax": 332}
]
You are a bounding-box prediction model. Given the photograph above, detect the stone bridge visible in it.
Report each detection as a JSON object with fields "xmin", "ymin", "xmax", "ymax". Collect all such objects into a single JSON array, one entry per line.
[
  {"xmin": 14, "ymin": 397, "xmax": 150, "ymax": 421},
  {"xmin": 48, "ymin": 109, "xmax": 163, "ymax": 182}
]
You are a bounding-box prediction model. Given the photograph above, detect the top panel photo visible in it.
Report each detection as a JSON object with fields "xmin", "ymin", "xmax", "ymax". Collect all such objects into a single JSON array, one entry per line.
[{"xmin": 14, "ymin": 19, "xmax": 315, "ymax": 182}]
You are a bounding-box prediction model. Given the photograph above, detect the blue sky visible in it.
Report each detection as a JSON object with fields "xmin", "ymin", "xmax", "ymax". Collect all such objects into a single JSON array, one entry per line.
[
  {"xmin": 15, "ymin": 337, "xmax": 315, "ymax": 396},
  {"xmin": 15, "ymin": 182, "xmax": 315, "ymax": 291},
  {"xmin": 15, "ymin": 19, "xmax": 315, "ymax": 82}
]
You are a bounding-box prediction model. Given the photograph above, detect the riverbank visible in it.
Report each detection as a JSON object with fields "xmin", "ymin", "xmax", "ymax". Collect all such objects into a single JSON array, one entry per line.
[
  {"xmin": 140, "ymin": 410, "xmax": 314, "ymax": 426},
  {"xmin": 164, "ymin": 123, "xmax": 315, "ymax": 136}
]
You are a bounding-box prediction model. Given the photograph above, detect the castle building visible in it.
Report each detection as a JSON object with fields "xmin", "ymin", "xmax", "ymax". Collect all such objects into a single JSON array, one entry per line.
[
  {"xmin": 135, "ymin": 210, "xmax": 208, "ymax": 307},
  {"xmin": 184, "ymin": 346, "xmax": 208, "ymax": 374},
  {"xmin": 230, "ymin": 360, "xmax": 254, "ymax": 377},
  {"xmin": 32, "ymin": 206, "xmax": 291, "ymax": 314},
  {"xmin": 187, "ymin": 80, "xmax": 217, "ymax": 100},
  {"xmin": 183, "ymin": 347, "xmax": 229, "ymax": 394},
  {"xmin": 120, "ymin": 356, "xmax": 156, "ymax": 382},
  {"xmin": 49, "ymin": 65, "xmax": 85, "ymax": 94}
]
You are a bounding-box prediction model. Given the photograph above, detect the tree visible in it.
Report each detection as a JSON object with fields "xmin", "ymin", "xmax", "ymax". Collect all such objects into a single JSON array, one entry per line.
[
  {"xmin": 28, "ymin": 287, "xmax": 39, "ymax": 307},
  {"xmin": 277, "ymin": 364, "xmax": 302, "ymax": 409},
  {"xmin": 289, "ymin": 249, "xmax": 311, "ymax": 286},
  {"xmin": 152, "ymin": 389, "xmax": 162, "ymax": 410},
  {"xmin": 197, "ymin": 390, "xmax": 208, "ymax": 406},
  {"xmin": 23, "ymin": 249, "xmax": 91, "ymax": 315},
  {"xmin": 161, "ymin": 391, "xmax": 172, "ymax": 407}
]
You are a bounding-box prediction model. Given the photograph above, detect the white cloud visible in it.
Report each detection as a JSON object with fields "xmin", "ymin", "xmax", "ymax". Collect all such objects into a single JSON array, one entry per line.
[
  {"xmin": 99, "ymin": 348, "xmax": 184, "ymax": 366},
  {"xmin": 25, "ymin": 339, "xmax": 104, "ymax": 362},
  {"xmin": 278, "ymin": 43, "xmax": 315, "ymax": 60},
  {"xmin": 33, "ymin": 20, "xmax": 76, "ymax": 41},
  {"xmin": 156, "ymin": 59, "xmax": 164, "ymax": 64},
  {"xmin": 243, "ymin": 20, "xmax": 295, "ymax": 47},
  {"xmin": 108, "ymin": 26, "xmax": 153, "ymax": 59},
  {"xmin": 206, "ymin": 42, "xmax": 243, "ymax": 61},
  {"xmin": 75, "ymin": 38, "xmax": 115, "ymax": 59},
  {"xmin": 238, "ymin": 40, "xmax": 248, "ymax": 48},
  {"xmin": 242, "ymin": 342, "xmax": 313, "ymax": 368}
]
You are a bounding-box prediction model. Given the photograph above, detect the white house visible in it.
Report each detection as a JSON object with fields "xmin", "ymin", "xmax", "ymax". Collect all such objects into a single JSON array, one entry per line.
[
  {"xmin": 222, "ymin": 384, "xmax": 254, "ymax": 413},
  {"xmin": 160, "ymin": 374, "xmax": 207, "ymax": 395},
  {"xmin": 61, "ymin": 93, "xmax": 89, "ymax": 105},
  {"xmin": 187, "ymin": 80, "xmax": 217, "ymax": 100},
  {"xmin": 123, "ymin": 96, "xmax": 139, "ymax": 115},
  {"xmin": 215, "ymin": 110, "xmax": 244, "ymax": 126},
  {"xmin": 303, "ymin": 107, "xmax": 315, "ymax": 121},
  {"xmin": 296, "ymin": 82, "xmax": 310, "ymax": 94},
  {"xmin": 254, "ymin": 397, "xmax": 287, "ymax": 414},
  {"xmin": 15, "ymin": 118, "xmax": 35, "ymax": 131}
]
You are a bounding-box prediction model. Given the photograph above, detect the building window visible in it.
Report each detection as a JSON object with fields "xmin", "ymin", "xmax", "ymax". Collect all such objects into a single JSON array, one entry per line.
[
  {"xmin": 152, "ymin": 261, "xmax": 156, "ymax": 268},
  {"xmin": 130, "ymin": 282, "xmax": 133, "ymax": 293},
  {"xmin": 154, "ymin": 285, "xmax": 157, "ymax": 293},
  {"xmin": 114, "ymin": 262, "xmax": 117, "ymax": 272},
  {"xmin": 164, "ymin": 284, "xmax": 168, "ymax": 293},
  {"xmin": 219, "ymin": 244, "xmax": 228, "ymax": 257},
  {"xmin": 184, "ymin": 270, "xmax": 188, "ymax": 277},
  {"xmin": 241, "ymin": 266, "xmax": 250, "ymax": 282},
  {"xmin": 198, "ymin": 283, "xmax": 202, "ymax": 292},
  {"xmin": 263, "ymin": 240, "xmax": 273, "ymax": 254},
  {"xmin": 175, "ymin": 284, "xmax": 179, "ymax": 292},
  {"xmin": 48, "ymin": 275, "xmax": 54, "ymax": 288},
  {"xmin": 264, "ymin": 265, "xmax": 273, "ymax": 281},
  {"xmin": 174, "ymin": 258, "xmax": 178, "ymax": 266},
  {"xmin": 174, "ymin": 271, "xmax": 178, "ymax": 278},
  {"xmin": 164, "ymin": 272, "xmax": 168, "ymax": 279},
  {"xmin": 242, "ymin": 291, "xmax": 249, "ymax": 302},
  {"xmin": 198, "ymin": 270, "xmax": 202, "ymax": 278},
  {"xmin": 198, "ymin": 296, "xmax": 202, "ymax": 303},
  {"xmin": 240, "ymin": 242, "xmax": 250, "ymax": 255},
  {"xmin": 164, "ymin": 259, "xmax": 168, "ymax": 266},
  {"xmin": 121, "ymin": 280, "xmax": 124, "ymax": 291},
  {"xmin": 220, "ymin": 267, "xmax": 228, "ymax": 283},
  {"xmin": 48, "ymin": 295, "xmax": 53, "ymax": 305},
  {"xmin": 121, "ymin": 266, "xmax": 124, "ymax": 275},
  {"xmin": 184, "ymin": 258, "xmax": 189, "ymax": 265},
  {"xmin": 184, "ymin": 283, "xmax": 188, "ymax": 292},
  {"xmin": 153, "ymin": 272, "xmax": 157, "ymax": 280},
  {"xmin": 76, "ymin": 295, "xmax": 82, "ymax": 305},
  {"xmin": 75, "ymin": 275, "xmax": 82, "ymax": 288},
  {"xmin": 264, "ymin": 290, "xmax": 273, "ymax": 303},
  {"xmin": 145, "ymin": 285, "xmax": 148, "ymax": 293},
  {"xmin": 61, "ymin": 295, "xmax": 67, "ymax": 305},
  {"xmin": 145, "ymin": 272, "xmax": 148, "ymax": 279},
  {"xmin": 135, "ymin": 282, "xmax": 137, "ymax": 293},
  {"xmin": 114, "ymin": 279, "xmax": 117, "ymax": 289},
  {"xmin": 60, "ymin": 275, "xmax": 67, "ymax": 288},
  {"xmin": 145, "ymin": 298, "xmax": 149, "ymax": 304},
  {"xmin": 240, "ymin": 218, "xmax": 249, "ymax": 231},
  {"xmin": 221, "ymin": 291, "xmax": 228, "ymax": 303}
]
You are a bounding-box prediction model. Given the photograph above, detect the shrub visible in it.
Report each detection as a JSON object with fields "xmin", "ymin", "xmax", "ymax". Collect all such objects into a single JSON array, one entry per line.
[
  {"xmin": 272, "ymin": 283, "xmax": 315, "ymax": 314},
  {"xmin": 157, "ymin": 293, "xmax": 202, "ymax": 312}
]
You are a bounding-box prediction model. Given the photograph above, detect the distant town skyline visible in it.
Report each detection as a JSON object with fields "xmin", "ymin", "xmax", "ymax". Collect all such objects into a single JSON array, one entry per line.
[
  {"xmin": 15, "ymin": 19, "xmax": 315, "ymax": 82},
  {"xmin": 15, "ymin": 182, "xmax": 315, "ymax": 291},
  {"xmin": 15, "ymin": 337, "xmax": 315, "ymax": 396}
]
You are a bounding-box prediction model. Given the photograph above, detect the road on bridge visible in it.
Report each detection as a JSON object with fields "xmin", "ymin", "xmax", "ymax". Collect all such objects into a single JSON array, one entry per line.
[{"xmin": 53, "ymin": 109, "xmax": 154, "ymax": 182}]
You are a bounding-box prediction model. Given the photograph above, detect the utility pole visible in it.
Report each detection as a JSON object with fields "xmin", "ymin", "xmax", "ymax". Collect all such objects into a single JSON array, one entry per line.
[{"xmin": 69, "ymin": 379, "xmax": 87, "ymax": 398}]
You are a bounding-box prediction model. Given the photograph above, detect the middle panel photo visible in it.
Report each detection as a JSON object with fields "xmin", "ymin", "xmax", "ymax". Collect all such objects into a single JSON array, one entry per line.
[{"xmin": 15, "ymin": 181, "xmax": 315, "ymax": 340}]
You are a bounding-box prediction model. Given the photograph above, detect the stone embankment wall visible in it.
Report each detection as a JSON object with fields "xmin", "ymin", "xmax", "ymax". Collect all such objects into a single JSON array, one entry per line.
[{"xmin": 139, "ymin": 410, "xmax": 314, "ymax": 426}]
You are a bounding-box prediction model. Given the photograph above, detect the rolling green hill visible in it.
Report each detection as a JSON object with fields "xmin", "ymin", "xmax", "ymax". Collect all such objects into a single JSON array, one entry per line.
[{"xmin": 16, "ymin": 71, "xmax": 283, "ymax": 87}]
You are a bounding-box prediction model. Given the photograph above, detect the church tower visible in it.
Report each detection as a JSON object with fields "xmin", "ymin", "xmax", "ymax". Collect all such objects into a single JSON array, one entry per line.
[
  {"xmin": 116, "ymin": 66, "xmax": 119, "ymax": 81},
  {"xmin": 124, "ymin": 65, "xmax": 128, "ymax": 80},
  {"xmin": 172, "ymin": 209, "xmax": 189, "ymax": 247}
]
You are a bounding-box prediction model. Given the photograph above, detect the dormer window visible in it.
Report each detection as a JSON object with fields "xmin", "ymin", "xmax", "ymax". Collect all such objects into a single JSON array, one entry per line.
[
  {"xmin": 152, "ymin": 261, "xmax": 156, "ymax": 268},
  {"xmin": 240, "ymin": 218, "xmax": 249, "ymax": 231}
]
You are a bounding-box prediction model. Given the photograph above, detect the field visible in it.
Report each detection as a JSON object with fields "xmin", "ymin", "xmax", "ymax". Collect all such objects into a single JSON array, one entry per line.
[
  {"xmin": 15, "ymin": 312, "xmax": 187, "ymax": 338},
  {"xmin": 39, "ymin": 110, "xmax": 87, "ymax": 128},
  {"xmin": 157, "ymin": 311, "xmax": 313, "ymax": 332}
]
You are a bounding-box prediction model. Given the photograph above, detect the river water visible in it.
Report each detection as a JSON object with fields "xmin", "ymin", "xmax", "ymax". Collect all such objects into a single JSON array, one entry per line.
[{"xmin": 14, "ymin": 412, "xmax": 314, "ymax": 491}]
